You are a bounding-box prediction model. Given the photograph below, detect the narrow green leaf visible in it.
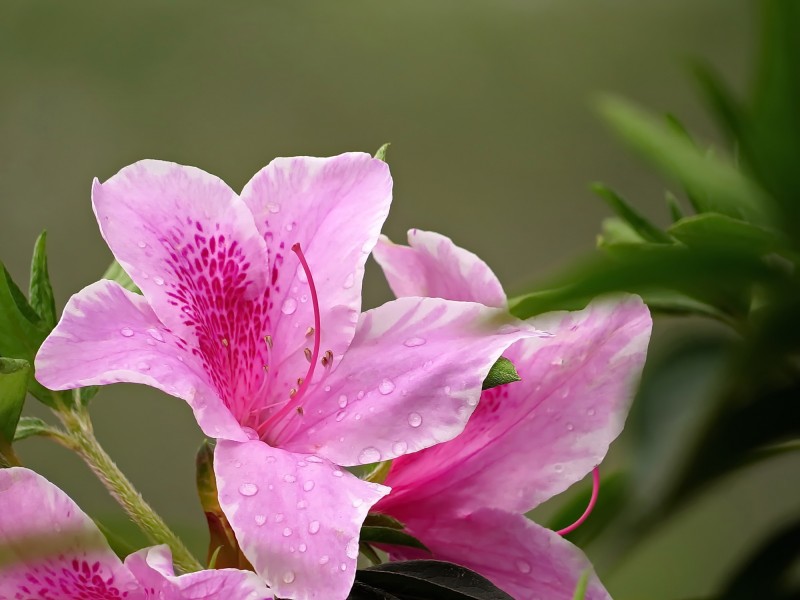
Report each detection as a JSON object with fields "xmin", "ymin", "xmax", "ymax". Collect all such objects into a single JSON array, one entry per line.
[
  {"xmin": 572, "ymin": 571, "xmax": 590, "ymax": 600},
  {"xmin": 0, "ymin": 358, "xmax": 30, "ymax": 465},
  {"xmin": 665, "ymin": 191, "xmax": 686, "ymax": 222},
  {"xmin": 13, "ymin": 416, "xmax": 55, "ymax": 442},
  {"xmin": 360, "ymin": 526, "xmax": 429, "ymax": 552},
  {"xmin": 596, "ymin": 94, "xmax": 773, "ymax": 225},
  {"xmin": 482, "ymin": 357, "xmax": 521, "ymax": 391},
  {"xmin": 103, "ymin": 261, "xmax": 141, "ymax": 294},
  {"xmin": 29, "ymin": 231, "xmax": 57, "ymax": 329},
  {"xmin": 668, "ymin": 213, "xmax": 789, "ymax": 257},
  {"xmin": 691, "ymin": 61, "xmax": 743, "ymax": 144},
  {"xmin": 592, "ymin": 184, "xmax": 672, "ymax": 243},
  {"xmin": 597, "ymin": 218, "xmax": 646, "ymax": 247},
  {"xmin": 374, "ymin": 143, "xmax": 391, "ymax": 162},
  {"xmin": 363, "ymin": 513, "xmax": 405, "ymax": 530},
  {"xmin": 365, "ymin": 460, "xmax": 393, "ymax": 485},
  {"xmin": 359, "ymin": 542, "xmax": 382, "ymax": 566}
]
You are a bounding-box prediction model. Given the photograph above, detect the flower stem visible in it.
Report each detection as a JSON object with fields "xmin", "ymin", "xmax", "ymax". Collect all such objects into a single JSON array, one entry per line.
[{"xmin": 56, "ymin": 395, "xmax": 203, "ymax": 573}]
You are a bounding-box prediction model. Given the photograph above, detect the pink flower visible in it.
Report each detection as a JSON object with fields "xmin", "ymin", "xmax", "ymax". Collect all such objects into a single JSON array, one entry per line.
[
  {"xmin": 0, "ymin": 467, "xmax": 270, "ymax": 600},
  {"xmin": 35, "ymin": 155, "xmax": 540, "ymax": 599},
  {"xmin": 371, "ymin": 229, "xmax": 653, "ymax": 600}
]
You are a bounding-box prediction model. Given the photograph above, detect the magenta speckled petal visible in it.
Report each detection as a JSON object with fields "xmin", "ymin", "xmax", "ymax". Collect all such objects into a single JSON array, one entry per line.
[
  {"xmin": 379, "ymin": 296, "xmax": 651, "ymax": 516},
  {"xmin": 373, "ymin": 229, "xmax": 506, "ymax": 308},
  {"xmin": 35, "ymin": 280, "xmax": 245, "ymax": 442},
  {"xmin": 278, "ymin": 297, "xmax": 546, "ymax": 467},
  {"xmin": 214, "ymin": 441, "xmax": 388, "ymax": 600},
  {"xmin": 387, "ymin": 509, "xmax": 611, "ymax": 600}
]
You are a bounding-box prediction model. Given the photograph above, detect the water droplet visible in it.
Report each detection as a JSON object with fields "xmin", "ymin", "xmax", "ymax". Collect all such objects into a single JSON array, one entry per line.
[
  {"xmin": 358, "ymin": 447, "xmax": 381, "ymax": 464},
  {"xmin": 392, "ymin": 441, "xmax": 408, "ymax": 455},
  {"xmin": 273, "ymin": 513, "xmax": 284, "ymax": 523},
  {"xmin": 551, "ymin": 357, "xmax": 564, "ymax": 366},
  {"xmin": 299, "ymin": 543, "xmax": 307, "ymax": 553},
  {"xmin": 335, "ymin": 411, "xmax": 346, "ymax": 422},
  {"xmin": 242, "ymin": 427, "xmax": 259, "ymax": 440},
  {"xmin": 561, "ymin": 388, "xmax": 570, "ymax": 398},
  {"xmin": 136, "ymin": 361, "xmax": 150, "ymax": 371},
  {"xmin": 319, "ymin": 555, "xmax": 329, "ymax": 565},
  {"xmin": 282, "ymin": 527, "xmax": 293, "ymax": 537},
  {"xmin": 303, "ymin": 480, "xmax": 315, "ymax": 492},
  {"xmin": 120, "ymin": 327, "xmax": 134, "ymax": 337},
  {"xmin": 444, "ymin": 385, "xmax": 451, "ymax": 395},
  {"xmin": 284, "ymin": 474, "xmax": 297, "ymax": 483},
  {"xmin": 147, "ymin": 328, "xmax": 165, "ymax": 342},
  {"xmin": 352, "ymin": 498, "xmax": 363, "ymax": 508},
  {"xmin": 403, "ymin": 337, "xmax": 426, "ymax": 347},
  {"xmin": 285, "ymin": 222, "xmax": 294, "ymax": 232},
  {"xmin": 332, "ymin": 470, "xmax": 344, "ymax": 478},
  {"xmin": 378, "ymin": 379, "xmax": 395, "ymax": 395},
  {"xmin": 338, "ymin": 395, "xmax": 348, "ymax": 408},
  {"xmin": 343, "ymin": 273, "xmax": 355, "ymax": 289},
  {"xmin": 407, "ymin": 412, "xmax": 423, "ymax": 428},
  {"xmin": 587, "ymin": 407, "xmax": 596, "ymax": 416},
  {"xmin": 354, "ymin": 413, "xmax": 362, "ymax": 421},
  {"xmin": 300, "ymin": 294, "xmax": 308, "ymax": 303},
  {"xmin": 254, "ymin": 514, "xmax": 266, "ymax": 526},
  {"xmin": 153, "ymin": 276, "xmax": 165, "ymax": 286},
  {"xmin": 234, "ymin": 460, "xmax": 242, "ymax": 468},
  {"xmin": 566, "ymin": 422, "xmax": 575, "ymax": 431},
  {"xmin": 137, "ymin": 241, "xmax": 147, "ymax": 248},
  {"xmin": 296, "ymin": 500, "xmax": 308, "ymax": 509},
  {"xmin": 282, "ymin": 570, "xmax": 295, "ymax": 584},
  {"xmin": 307, "ymin": 456, "xmax": 323, "ymax": 463},
  {"xmin": 238, "ymin": 483, "xmax": 258, "ymax": 497},
  {"xmin": 339, "ymin": 562, "xmax": 347, "ymax": 572},
  {"xmin": 266, "ymin": 456, "xmax": 276, "ymax": 464},
  {"xmin": 281, "ymin": 298, "xmax": 297, "ymax": 315},
  {"xmin": 357, "ymin": 390, "xmax": 365, "ymax": 400},
  {"xmin": 308, "ymin": 520, "xmax": 320, "ymax": 534},
  {"xmin": 554, "ymin": 463, "xmax": 564, "ymax": 473},
  {"xmin": 267, "ymin": 203, "xmax": 280, "ymax": 214},
  {"xmin": 515, "ymin": 559, "xmax": 531, "ymax": 574},
  {"xmin": 346, "ymin": 538, "xmax": 359, "ymax": 559}
]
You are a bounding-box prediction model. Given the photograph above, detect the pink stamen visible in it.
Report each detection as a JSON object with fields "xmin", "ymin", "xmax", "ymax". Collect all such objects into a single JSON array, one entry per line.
[
  {"xmin": 289, "ymin": 243, "xmax": 321, "ymax": 405},
  {"xmin": 556, "ymin": 467, "xmax": 600, "ymax": 537}
]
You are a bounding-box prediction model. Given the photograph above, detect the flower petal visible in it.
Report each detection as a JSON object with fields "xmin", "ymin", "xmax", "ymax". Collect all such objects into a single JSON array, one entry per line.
[
  {"xmin": 124, "ymin": 545, "xmax": 271, "ymax": 600},
  {"xmin": 93, "ymin": 160, "xmax": 275, "ymax": 424},
  {"xmin": 35, "ymin": 280, "xmax": 245, "ymax": 441},
  {"xmin": 214, "ymin": 440, "xmax": 388, "ymax": 600},
  {"xmin": 373, "ymin": 229, "xmax": 506, "ymax": 308},
  {"xmin": 239, "ymin": 154, "xmax": 392, "ymax": 399},
  {"xmin": 387, "ymin": 509, "xmax": 611, "ymax": 600},
  {"xmin": 0, "ymin": 467, "xmax": 139, "ymax": 598},
  {"xmin": 278, "ymin": 297, "xmax": 544, "ymax": 466},
  {"xmin": 379, "ymin": 296, "xmax": 651, "ymax": 515}
]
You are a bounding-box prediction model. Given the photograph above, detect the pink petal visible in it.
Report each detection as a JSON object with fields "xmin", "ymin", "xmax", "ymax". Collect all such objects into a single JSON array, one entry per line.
[
  {"xmin": 387, "ymin": 509, "xmax": 611, "ymax": 600},
  {"xmin": 214, "ymin": 440, "xmax": 388, "ymax": 600},
  {"xmin": 240, "ymin": 154, "xmax": 392, "ymax": 405},
  {"xmin": 278, "ymin": 297, "xmax": 545, "ymax": 467},
  {"xmin": 93, "ymin": 160, "xmax": 274, "ymax": 425},
  {"xmin": 35, "ymin": 280, "xmax": 245, "ymax": 442},
  {"xmin": 373, "ymin": 229, "xmax": 506, "ymax": 308},
  {"xmin": 379, "ymin": 296, "xmax": 651, "ymax": 515},
  {"xmin": 0, "ymin": 467, "xmax": 139, "ymax": 598},
  {"xmin": 125, "ymin": 546, "xmax": 271, "ymax": 600}
]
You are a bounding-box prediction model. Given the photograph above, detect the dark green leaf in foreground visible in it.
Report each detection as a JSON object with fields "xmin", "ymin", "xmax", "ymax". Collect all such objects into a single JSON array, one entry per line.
[
  {"xmin": 28, "ymin": 231, "xmax": 57, "ymax": 329},
  {"xmin": 353, "ymin": 560, "xmax": 513, "ymax": 600},
  {"xmin": 103, "ymin": 260, "xmax": 141, "ymax": 294},
  {"xmin": 482, "ymin": 357, "xmax": 520, "ymax": 390},
  {"xmin": 360, "ymin": 527, "xmax": 429, "ymax": 552},
  {"xmin": 0, "ymin": 358, "xmax": 30, "ymax": 466}
]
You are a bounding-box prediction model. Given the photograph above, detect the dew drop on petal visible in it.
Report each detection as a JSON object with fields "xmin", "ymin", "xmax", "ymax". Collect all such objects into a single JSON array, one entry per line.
[
  {"xmin": 407, "ymin": 412, "xmax": 423, "ymax": 428},
  {"xmin": 587, "ymin": 407, "xmax": 596, "ymax": 416},
  {"xmin": 308, "ymin": 520, "xmax": 320, "ymax": 534},
  {"xmin": 238, "ymin": 483, "xmax": 258, "ymax": 497},
  {"xmin": 358, "ymin": 447, "xmax": 381, "ymax": 464},
  {"xmin": 137, "ymin": 241, "xmax": 147, "ymax": 248},
  {"xmin": 136, "ymin": 361, "xmax": 150, "ymax": 371},
  {"xmin": 392, "ymin": 441, "xmax": 408, "ymax": 456},
  {"xmin": 332, "ymin": 470, "xmax": 344, "ymax": 478},
  {"xmin": 346, "ymin": 538, "xmax": 359, "ymax": 559},
  {"xmin": 296, "ymin": 500, "xmax": 308, "ymax": 510},
  {"xmin": 254, "ymin": 514, "xmax": 266, "ymax": 526},
  {"xmin": 274, "ymin": 513, "xmax": 285, "ymax": 522},
  {"xmin": 339, "ymin": 562, "xmax": 347, "ymax": 572},
  {"xmin": 566, "ymin": 422, "xmax": 575, "ymax": 431},
  {"xmin": 343, "ymin": 272, "xmax": 355, "ymax": 289},
  {"xmin": 515, "ymin": 559, "xmax": 532, "ymax": 574},
  {"xmin": 554, "ymin": 463, "xmax": 564, "ymax": 473},
  {"xmin": 266, "ymin": 456, "xmax": 276, "ymax": 464},
  {"xmin": 283, "ymin": 527, "xmax": 292, "ymax": 537},
  {"xmin": 284, "ymin": 474, "xmax": 297, "ymax": 483},
  {"xmin": 303, "ymin": 480, "xmax": 315, "ymax": 492},
  {"xmin": 403, "ymin": 336, "xmax": 426, "ymax": 347},
  {"xmin": 307, "ymin": 456, "xmax": 323, "ymax": 463},
  {"xmin": 337, "ymin": 395, "xmax": 348, "ymax": 408},
  {"xmin": 378, "ymin": 379, "xmax": 395, "ymax": 395},
  {"xmin": 120, "ymin": 327, "xmax": 134, "ymax": 338},
  {"xmin": 281, "ymin": 298, "xmax": 298, "ymax": 315},
  {"xmin": 283, "ymin": 571, "xmax": 295, "ymax": 584},
  {"xmin": 267, "ymin": 202, "xmax": 280, "ymax": 214},
  {"xmin": 319, "ymin": 555, "xmax": 329, "ymax": 565},
  {"xmin": 147, "ymin": 328, "xmax": 165, "ymax": 342},
  {"xmin": 299, "ymin": 543, "xmax": 307, "ymax": 553},
  {"xmin": 335, "ymin": 411, "xmax": 346, "ymax": 422},
  {"xmin": 153, "ymin": 276, "xmax": 165, "ymax": 286},
  {"xmin": 352, "ymin": 498, "xmax": 363, "ymax": 508}
]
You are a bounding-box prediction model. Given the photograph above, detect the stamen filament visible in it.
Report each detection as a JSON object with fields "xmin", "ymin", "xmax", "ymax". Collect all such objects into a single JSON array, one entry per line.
[
  {"xmin": 291, "ymin": 243, "xmax": 321, "ymax": 405},
  {"xmin": 556, "ymin": 467, "xmax": 600, "ymax": 537}
]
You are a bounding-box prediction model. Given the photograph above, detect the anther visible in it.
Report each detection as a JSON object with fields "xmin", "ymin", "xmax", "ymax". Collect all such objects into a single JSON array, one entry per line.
[
  {"xmin": 221, "ymin": 338, "xmax": 229, "ymax": 347},
  {"xmin": 304, "ymin": 348, "xmax": 313, "ymax": 362},
  {"xmin": 321, "ymin": 350, "xmax": 333, "ymax": 367},
  {"xmin": 289, "ymin": 388, "xmax": 297, "ymax": 398},
  {"xmin": 264, "ymin": 335, "xmax": 273, "ymax": 348},
  {"xmin": 296, "ymin": 406, "xmax": 304, "ymax": 416},
  {"xmin": 305, "ymin": 327, "xmax": 314, "ymax": 338},
  {"xmin": 263, "ymin": 365, "xmax": 270, "ymax": 372}
]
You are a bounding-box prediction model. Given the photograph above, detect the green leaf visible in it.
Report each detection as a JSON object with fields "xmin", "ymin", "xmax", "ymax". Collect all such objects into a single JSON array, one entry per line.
[
  {"xmin": 668, "ymin": 213, "xmax": 789, "ymax": 257},
  {"xmin": 482, "ymin": 357, "xmax": 521, "ymax": 390},
  {"xmin": 102, "ymin": 261, "xmax": 141, "ymax": 294},
  {"xmin": 359, "ymin": 542, "xmax": 382, "ymax": 566},
  {"xmin": 597, "ymin": 218, "xmax": 646, "ymax": 247},
  {"xmin": 360, "ymin": 527, "xmax": 429, "ymax": 553},
  {"xmin": 571, "ymin": 571, "xmax": 590, "ymax": 600},
  {"xmin": 13, "ymin": 416, "xmax": 53, "ymax": 441},
  {"xmin": 592, "ymin": 184, "xmax": 672, "ymax": 243},
  {"xmin": 354, "ymin": 560, "xmax": 513, "ymax": 600},
  {"xmin": 595, "ymin": 94, "xmax": 773, "ymax": 226},
  {"xmin": 29, "ymin": 231, "xmax": 57, "ymax": 329},
  {"xmin": 364, "ymin": 513, "xmax": 405, "ymax": 530},
  {"xmin": 0, "ymin": 358, "xmax": 30, "ymax": 466},
  {"xmin": 665, "ymin": 191, "xmax": 686, "ymax": 223},
  {"xmin": 374, "ymin": 143, "xmax": 391, "ymax": 162}
]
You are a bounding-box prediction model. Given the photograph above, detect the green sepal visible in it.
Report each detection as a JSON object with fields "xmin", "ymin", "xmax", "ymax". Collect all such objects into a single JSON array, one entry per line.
[
  {"xmin": 374, "ymin": 143, "xmax": 390, "ymax": 162},
  {"xmin": 365, "ymin": 460, "xmax": 393, "ymax": 485},
  {"xmin": 13, "ymin": 416, "xmax": 55, "ymax": 442},
  {"xmin": 29, "ymin": 231, "xmax": 57, "ymax": 329},
  {"xmin": 103, "ymin": 261, "xmax": 141, "ymax": 294},
  {"xmin": 668, "ymin": 213, "xmax": 789, "ymax": 257},
  {"xmin": 360, "ymin": 526, "xmax": 429, "ymax": 553},
  {"xmin": 592, "ymin": 184, "xmax": 672, "ymax": 244},
  {"xmin": 0, "ymin": 357, "xmax": 30, "ymax": 466},
  {"xmin": 482, "ymin": 357, "xmax": 520, "ymax": 390},
  {"xmin": 363, "ymin": 513, "xmax": 405, "ymax": 530}
]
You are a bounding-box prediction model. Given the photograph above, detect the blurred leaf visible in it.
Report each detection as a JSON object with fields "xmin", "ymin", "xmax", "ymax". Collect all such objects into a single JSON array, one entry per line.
[
  {"xmin": 0, "ymin": 357, "xmax": 30, "ymax": 466},
  {"xmin": 635, "ymin": 290, "xmax": 727, "ymax": 322},
  {"xmin": 359, "ymin": 542, "xmax": 382, "ymax": 566},
  {"xmin": 94, "ymin": 519, "xmax": 141, "ymax": 560},
  {"xmin": 665, "ymin": 191, "xmax": 686, "ymax": 222},
  {"xmin": 13, "ymin": 416, "xmax": 52, "ymax": 441},
  {"xmin": 354, "ymin": 560, "xmax": 513, "ymax": 600},
  {"xmin": 572, "ymin": 572, "xmax": 590, "ymax": 600},
  {"xmin": 668, "ymin": 213, "xmax": 789, "ymax": 256},
  {"xmin": 366, "ymin": 460, "xmax": 393, "ymax": 485},
  {"xmin": 598, "ymin": 218, "xmax": 646, "ymax": 247},
  {"xmin": 717, "ymin": 516, "xmax": 800, "ymax": 600},
  {"xmin": 592, "ymin": 184, "xmax": 672, "ymax": 243},
  {"xmin": 482, "ymin": 357, "xmax": 521, "ymax": 390},
  {"xmin": 103, "ymin": 261, "xmax": 141, "ymax": 294},
  {"xmin": 374, "ymin": 143, "xmax": 391, "ymax": 162},
  {"xmin": 596, "ymin": 94, "xmax": 773, "ymax": 226},
  {"xmin": 360, "ymin": 526, "xmax": 429, "ymax": 553},
  {"xmin": 691, "ymin": 61, "xmax": 743, "ymax": 144},
  {"xmin": 546, "ymin": 471, "xmax": 628, "ymax": 547},
  {"xmin": 28, "ymin": 231, "xmax": 57, "ymax": 329}
]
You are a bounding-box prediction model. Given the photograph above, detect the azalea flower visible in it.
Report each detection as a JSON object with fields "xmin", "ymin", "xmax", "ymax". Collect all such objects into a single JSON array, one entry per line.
[
  {"xmin": 35, "ymin": 155, "xmax": 540, "ymax": 599},
  {"xmin": 371, "ymin": 229, "xmax": 653, "ymax": 600},
  {"xmin": 0, "ymin": 467, "xmax": 269, "ymax": 600}
]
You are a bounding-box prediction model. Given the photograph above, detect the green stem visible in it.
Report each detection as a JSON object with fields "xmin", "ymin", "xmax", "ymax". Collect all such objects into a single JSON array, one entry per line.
[{"xmin": 56, "ymin": 396, "xmax": 202, "ymax": 573}]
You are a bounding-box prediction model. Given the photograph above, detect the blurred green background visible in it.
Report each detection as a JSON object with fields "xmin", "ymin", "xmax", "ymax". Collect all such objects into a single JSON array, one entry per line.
[{"xmin": 2, "ymin": 1, "xmax": 797, "ymax": 598}]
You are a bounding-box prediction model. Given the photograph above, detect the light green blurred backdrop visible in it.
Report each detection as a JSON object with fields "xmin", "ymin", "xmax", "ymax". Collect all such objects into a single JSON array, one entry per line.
[{"xmin": 3, "ymin": 2, "xmax": 796, "ymax": 598}]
